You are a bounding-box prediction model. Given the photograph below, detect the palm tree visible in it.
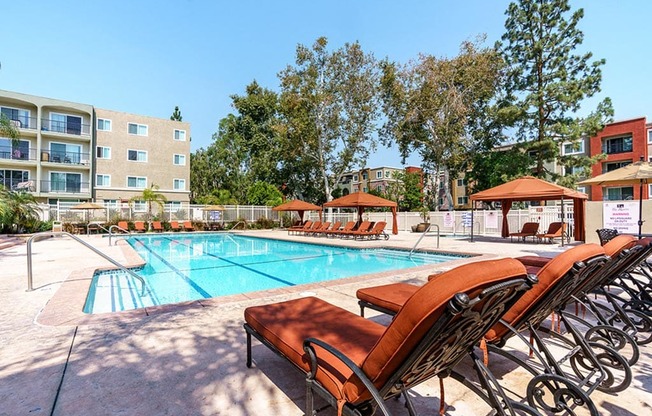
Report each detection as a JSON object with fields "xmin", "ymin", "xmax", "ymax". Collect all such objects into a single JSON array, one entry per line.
[
  {"xmin": 130, "ymin": 183, "xmax": 167, "ymax": 229},
  {"xmin": 0, "ymin": 186, "xmax": 40, "ymax": 233}
]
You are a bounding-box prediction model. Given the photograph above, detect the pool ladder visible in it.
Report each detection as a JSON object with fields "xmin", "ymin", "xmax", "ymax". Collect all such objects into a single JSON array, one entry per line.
[
  {"xmin": 409, "ymin": 224, "xmax": 440, "ymax": 258},
  {"xmin": 26, "ymin": 231, "xmax": 147, "ymax": 296},
  {"xmin": 108, "ymin": 224, "xmax": 131, "ymax": 246}
]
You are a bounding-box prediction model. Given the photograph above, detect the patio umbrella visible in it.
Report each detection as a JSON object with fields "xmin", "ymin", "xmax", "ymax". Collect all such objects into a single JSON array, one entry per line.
[
  {"xmin": 272, "ymin": 199, "xmax": 323, "ymax": 223},
  {"xmin": 71, "ymin": 202, "xmax": 105, "ymax": 224},
  {"xmin": 578, "ymin": 160, "xmax": 652, "ymax": 238},
  {"xmin": 324, "ymin": 191, "xmax": 398, "ymax": 234}
]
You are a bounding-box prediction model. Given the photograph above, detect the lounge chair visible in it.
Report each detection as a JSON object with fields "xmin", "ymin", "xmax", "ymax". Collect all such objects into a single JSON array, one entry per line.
[
  {"xmin": 536, "ymin": 221, "xmax": 567, "ymax": 243},
  {"xmin": 170, "ymin": 221, "xmax": 182, "ymax": 232},
  {"xmin": 508, "ymin": 222, "xmax": 539, "ymax": 242},
  {"xmin": 356, "ymin": 244, "xmax": 633, "ymax": 412},
  {"xmin": 308, "ymin": 221, "xmax": 331, "ymax": 236},
  {"xmin": 313, "ymin": 221, "xmax": 340, "ymax": 237},
  {"xmin": 328, "ymin": 221, "xmax": 355, "ymax": 238},
  {"xmin": 353, "ymin": 221, "xmax": 388, "ymax": 240},
  {"xmin": 244, "ymin": 258, "xmax": 534, "ymax": 416},
  {"xmin": 182, "ymin": 220, "xmax": 195, "ymax": 231},
  {"xmin": 340, "ymin": 221, "xmax": 371, "ymax": 239},
  {"xmin": 151, "ymin": 221, "xmax": 164, "ymax": 232},
  {"xmin": 117, "ymin": 221, "xmax": 130, "ymax": 232},
  {"xmin": 596, "ymin": 228, "xmax": 619, "ymax": 246},
  {"xmin": 288, "ymin": 220, "xmax": 312, "ymax": 235},
  {"xmin": 133, "ymin": 221, "xmax": 147, "ymax": 232},
  {"xmin": 302, "ymin": 221, "xmax": 322, "ymax": 236}
]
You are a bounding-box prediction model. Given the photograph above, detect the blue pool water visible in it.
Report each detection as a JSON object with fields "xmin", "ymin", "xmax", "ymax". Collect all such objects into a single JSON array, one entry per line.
[{"xmin": 84, "ymin": 234, "xmax": 469, "ymax": 313}]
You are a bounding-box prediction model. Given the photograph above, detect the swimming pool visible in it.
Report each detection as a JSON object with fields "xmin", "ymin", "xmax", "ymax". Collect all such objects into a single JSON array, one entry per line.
[{"xmin": 84, "ymin": 234, "xmax": 470, "ymax": 313}]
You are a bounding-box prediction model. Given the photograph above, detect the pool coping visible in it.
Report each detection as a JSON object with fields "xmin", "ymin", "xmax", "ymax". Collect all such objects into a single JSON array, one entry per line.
[{"xmin": 36, "ymin": 235, "xmax": 494, "ymax": 327}]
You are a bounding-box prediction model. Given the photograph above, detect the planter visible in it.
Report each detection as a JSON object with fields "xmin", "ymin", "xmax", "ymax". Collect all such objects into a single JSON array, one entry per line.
[{"xmin": 413, "ymin": 223, "xmax": 430, "ymax": 232}]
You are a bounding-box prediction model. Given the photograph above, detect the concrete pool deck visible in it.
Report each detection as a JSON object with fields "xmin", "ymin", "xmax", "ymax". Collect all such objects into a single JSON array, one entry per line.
[{"xmin": 1, "ymin": 230, "xmax": 650, "ymax": 415}]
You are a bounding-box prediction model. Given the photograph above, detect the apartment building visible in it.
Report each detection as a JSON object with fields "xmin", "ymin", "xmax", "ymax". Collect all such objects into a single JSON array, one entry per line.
[
  {"xmin": 0, "ymin": 90, "xmax": 94, "ymax": 202},
  {"xmin": 0, "ymin": 89, "xmax": 191, "ymax": 207},
  {"xmin": 337, "ymin": 166, "xmax": 405, "ymax": 195},
  {"xmin": 586, "ymin": 117, "xmax": 651, "ymax": 201},
  {"xmin": 93, "ymin": 108, "xmax": 191, "ymax": 208}
]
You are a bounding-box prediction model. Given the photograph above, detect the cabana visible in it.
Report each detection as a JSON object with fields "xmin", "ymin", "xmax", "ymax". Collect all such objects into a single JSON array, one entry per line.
[
  {"xmin": 470, "ymin": 176, "xmax": 588, "ymax": 244},
  {"xmin": 272, "ymin": 199, "xmax": 323, "ymax": 227},
  {"xmin": 324, "ymin": 191, "xmax": 398, "ymax": 235}
]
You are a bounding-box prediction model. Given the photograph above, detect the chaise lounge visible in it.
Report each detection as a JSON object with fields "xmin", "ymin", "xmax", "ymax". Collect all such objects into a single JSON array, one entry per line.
[
  {"xmin": 508, "ymin": 222, "xmax": 539, "ymax": 242},
  {"xmin": 244, "ymin": 258, "xmax": 535, "ymax": 416}
]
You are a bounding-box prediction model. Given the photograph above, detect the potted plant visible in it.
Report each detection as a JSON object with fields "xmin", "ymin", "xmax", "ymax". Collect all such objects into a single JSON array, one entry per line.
[{"xmin": 413, "ymin": 206, "xmax": 431, "ymax": 232}]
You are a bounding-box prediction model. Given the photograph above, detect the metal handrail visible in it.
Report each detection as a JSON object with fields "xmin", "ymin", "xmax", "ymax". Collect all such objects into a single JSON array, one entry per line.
[
  {"xmin": 409, "ymin": 224, "xmax": 440, "ymax": 258},
  {"xmin": 230, "ymin": 220, "xmax": 246, "ymax": 231},
  {"xmin": 26, "ymin": 231, "xmax": 147, "ymax": 296},
  {"xmin": 108, "ymin": 225, "xmax": 130, "ymax": 246}
]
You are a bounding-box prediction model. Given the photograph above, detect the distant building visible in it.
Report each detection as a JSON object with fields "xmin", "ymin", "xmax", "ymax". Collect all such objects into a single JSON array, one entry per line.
[
  {"xmin": 585, "ymin": 117, "xmax": 651, "ymax": 201},
  {"xmin": 0, "ymin": 89, "xmax": 191, "ymax": 208}
]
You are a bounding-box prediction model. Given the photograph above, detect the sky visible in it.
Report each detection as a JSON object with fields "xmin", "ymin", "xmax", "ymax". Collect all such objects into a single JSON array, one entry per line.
[{"xmin": 1, "ymin": 0, "xmax": 650, "ymax": 168}]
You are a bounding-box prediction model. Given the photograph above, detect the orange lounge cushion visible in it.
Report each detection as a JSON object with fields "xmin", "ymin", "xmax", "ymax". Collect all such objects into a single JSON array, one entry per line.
[
  {"xmin": 515, "ymin": 256, "xmax": 551, "ymax": 268},
  {"xmin": 358, "ymin": 258, "xmax": 527, "ymax": 398},
  {"xmin": 603, "ymin": 234, "xmax": 637, "ymax": 257},
  {"xmin": 485, "ymin": 243, "xmax": 604, "ymax": 342},
  {"xmin": 244, "ymin": 296, "xmax": 386, "ymax": 404},
  {"xmin": 356, "ymin": 283, "xmax": 419, "ymax": 314}
]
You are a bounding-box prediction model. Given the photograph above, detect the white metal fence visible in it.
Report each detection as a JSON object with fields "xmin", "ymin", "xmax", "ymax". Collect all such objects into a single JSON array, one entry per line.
[{"xmin": 40, "ymin": 202, "xmax": 574, "ymax": 238}]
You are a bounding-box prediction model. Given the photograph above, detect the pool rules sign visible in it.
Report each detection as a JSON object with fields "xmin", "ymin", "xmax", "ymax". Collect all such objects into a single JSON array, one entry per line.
[{"xmin": 603, "ymin": 201, "xmax": 639, "ymax": 234}]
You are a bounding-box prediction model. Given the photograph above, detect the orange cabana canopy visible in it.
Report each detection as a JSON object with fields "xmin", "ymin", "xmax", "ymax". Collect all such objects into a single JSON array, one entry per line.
[
  {"xmin": 470, "ymin": 176, "xmax": 588, "ymax": 242},
  {"xmin": 272, "ymin": 199, "xmax": 322, "ymax": 221},
  {"xmin": 324, "ymin": 191, "xmax": 398, "ymax": 235}
]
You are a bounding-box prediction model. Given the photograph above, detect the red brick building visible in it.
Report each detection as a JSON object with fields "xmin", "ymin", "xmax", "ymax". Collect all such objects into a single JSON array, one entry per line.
[{"xmin": 586, "ymin": 117, "xmax": 651, "ymax": 201}]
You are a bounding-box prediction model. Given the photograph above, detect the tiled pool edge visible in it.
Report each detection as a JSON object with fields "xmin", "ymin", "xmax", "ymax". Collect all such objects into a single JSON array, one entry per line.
[{"xmin": 36, "ymin": 238, "xmax": 495, "ymax": 326}]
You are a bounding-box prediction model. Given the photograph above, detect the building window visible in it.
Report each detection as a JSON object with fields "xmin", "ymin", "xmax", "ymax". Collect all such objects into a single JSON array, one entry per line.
[
  {"xmin": 96, "ymin": 146, "xmax": 111, "ymax": 159},
  {"xmin": 96, "ymin": 174, "xmax": 111, "ymax": 187},
  {"xmin": 1, "ymin": 106, "xmax": 30, "ymax": 128},
  {"xmin": 103, "ymin": 199, "xmax": 118, "ymax": 209},
  {"xmin": 603, "ymin": 160, "xmax": 631, "ymax": 173},
  {"xmin": 362, "ymin": 173, "xmax": 368, "ymax": 180},
  {"xmin": 376, "ymin": 185, "xmax": 383, "ymax": 192},
  {"xmin": 173, "ymin": 154, "xmax": 186, "ymax": 165},
  {"xmin": 49, "ymin": 172, "xmax": 82, "ymax": 193},
  {"xmin": 97, "ymin": 119, "xmax": 112, "ymax": 131},
  {"xmin": 174, "ymin": 129, "xmax": 186, "ymax": 141},
  {"xmin": 132, "ymin": 200, "xmax": 147, "ymax": 212},
  {"xmin": 127, "ymin": 149, "xmax": 147, "ymax": 162},
  {"xmin": 0, "ymin": 138, "xmax": 29, "ymax": 160},
  {"xmin": 363, "ymin": 187, "xmax": 368, "ymax": 192},
  {"xmin": 50, "ymin": 142, "xmax": 82, "ymax": 164},
  {"xmin": 457, "ymin": 196, "xmax": 469, "ymax": 205},
  {"xmin": 603, "ymin": 135, "xmax": 633, "ymax": 154},
  {"xmin": 128, "ymin": 123, "xmax": 148, "ymax": 136},
  {"xmin": 649, "ymin": 184, "xmax": 652, "ymax": 200},
  {"xmin": 127, "ymin": 176, "xmax": 147, "ymax": 188},
  {"xmin": 576, "ymin": 186, "xmax": 587, "ymax": 194},
  {"xmin": 0, "ymin": 169, "xmax": 29, "ymax": 190},
  {"xmin": 353, "ymin": 175, "xmax": 359, "ymax": 183},
  {"xmin": 166, "ymin": 201, "xmax": 181, "ymax": 212},
  {"xmin": 648, "ymin": 129, "xmax": 652, "ymax": 144},
  {"xmin": 562, "ymin": 141, "xmax": 585, "ymax": 155},
  {"xmin": 456, "ymin": 178, "xmax": 467, "ymax": 187},
  {"xmin": 50, "ymin": 113, "xmax": 83, "ymax": 135},
  {"xmin": 376, "ymin": 171, "xmax": 383, "ymax": 179},
  {"xmin": 605, "ymin": 186, "xmax": 634, "ymax": 201},
  {"xmin": 173, "ymin": 179, "xmax": 186, "ymax": 190},
  {"xmin": 563, "ymin": 166, "xmax": 584, "ymax": 176}
]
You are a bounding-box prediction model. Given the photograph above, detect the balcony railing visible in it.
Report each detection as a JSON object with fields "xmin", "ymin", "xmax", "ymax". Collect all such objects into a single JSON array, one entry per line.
[
  {"xmin": 5, "ymin": 117, "xmax": 38, "ymax": 131},
  {"xmin": 40, "ymin": 180, "xmax": 90, "ymax": 194},
  {"xmin": 40, "ymin": 118, "xmax": 91, "ymax": 136},
  {"xmin": 3, "ymin": 179, "xmax": 36, "ymax": 192},
  {"xmin": 40, "ymin": 150, "xmax": 90, "ymax": 165},
  {"xmin": 0, "ymin": 146, "xmax": 37, "ymax": 161}
]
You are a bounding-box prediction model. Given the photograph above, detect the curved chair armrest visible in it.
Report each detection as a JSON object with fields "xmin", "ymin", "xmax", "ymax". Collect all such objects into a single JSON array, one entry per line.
[{"xmin": 303, "ymin": 337, "xmax": 393, "ymax": 416}]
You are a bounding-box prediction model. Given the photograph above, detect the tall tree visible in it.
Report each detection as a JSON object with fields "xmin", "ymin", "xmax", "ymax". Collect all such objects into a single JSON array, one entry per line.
[
  {"xmin": 277, "ymin": 37, "xmax": 381, "ymax": 203},
  {"xmin": 380, "ymin": 38, "xmax": 504, "ymax": 208},
  {"xmin": 170, "ymin": 106, "xmax": 183, "ymax": 121},
  {"xmin": 499, "ymin": 0, "xmax": 613, "ymax": 180}
]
